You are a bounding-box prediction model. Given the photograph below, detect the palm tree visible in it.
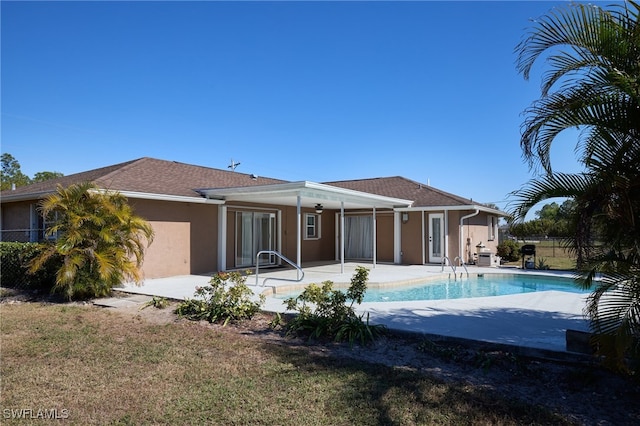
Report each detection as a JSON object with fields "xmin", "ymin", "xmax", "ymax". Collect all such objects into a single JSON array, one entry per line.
[
  {"xmin": 511, "ymin": 1, "xmax": 640, "ymax": 372},
  {"xmin": 29, "ymin": 182, "xmax": 154, "ymax": 300}
]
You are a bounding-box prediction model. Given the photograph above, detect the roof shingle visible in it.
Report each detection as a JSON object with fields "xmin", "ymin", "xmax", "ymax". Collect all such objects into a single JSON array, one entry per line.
[
  {"xmin": 1, "ymin": 157, "xmax": 287, "ymax": 200},
  {"xmin": 325, "ymin": 176, "xmax": 475, "ymax": 207},
  {"xmin": 2, "ymin": 158, "xmax": 479, "ymax": 209}
]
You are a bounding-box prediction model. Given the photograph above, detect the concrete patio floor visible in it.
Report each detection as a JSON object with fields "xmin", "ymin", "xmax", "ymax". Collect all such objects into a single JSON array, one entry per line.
[{"xmin": 118, "ymin": 262, "xmax": 591, "ymax": 357}]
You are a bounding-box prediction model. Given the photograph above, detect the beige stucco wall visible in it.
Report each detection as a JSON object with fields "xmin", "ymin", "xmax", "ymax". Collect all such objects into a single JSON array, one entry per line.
[
  {"xmin": 399, "ymin": 211, "xmax": 423, "ymax": 264},
  {"xmin": 397, "ymin": 210, "xmax": 499, "ymax": 265},
  {"xmin": 2, "ymin": 196, "xmax": 502, "ymax": 275},
  {"xmin": 1, "ymin": 201, "xmax": 33, "ymax": 242},
  {"xmin": 375, "ymin": 212, "xmax": 394, "ymax": 263},
  {"xmin": 129, "ymin": 199, "xmax": 218, "ymax": 278},
  {"xmin": 459, "ymin": 212, "xmax": 499, "ymax": 263}
]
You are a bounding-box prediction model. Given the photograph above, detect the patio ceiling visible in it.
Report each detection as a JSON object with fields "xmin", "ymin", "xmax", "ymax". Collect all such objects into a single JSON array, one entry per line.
[{"xmin": 196, "ymin": 181, "xmax": 413, "ymax": 210}]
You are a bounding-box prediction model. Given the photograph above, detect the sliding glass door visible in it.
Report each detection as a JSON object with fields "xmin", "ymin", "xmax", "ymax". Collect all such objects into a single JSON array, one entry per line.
[{"xmin": 235, "ymin": 212, "xmax": 277, "ymax": 268}]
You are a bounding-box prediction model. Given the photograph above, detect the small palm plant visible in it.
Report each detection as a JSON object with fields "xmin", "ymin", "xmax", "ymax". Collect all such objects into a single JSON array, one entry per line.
[
  {"xmin": 28, "ymin": 182, "xmax": 154, "ymax": 300},
  {"xmin": 284, "ymin": 266, "xmax": 386, "ymax": 345}
]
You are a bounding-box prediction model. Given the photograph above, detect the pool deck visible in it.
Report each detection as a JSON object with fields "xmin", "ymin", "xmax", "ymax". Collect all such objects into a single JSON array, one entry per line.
[{"xmin": 118, "ymin": 262, "xmax": 591, "ymax": 358}]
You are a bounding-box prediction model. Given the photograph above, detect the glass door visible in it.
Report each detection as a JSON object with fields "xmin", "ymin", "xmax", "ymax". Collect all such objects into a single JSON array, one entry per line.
[
  {"xmin": 428, "ymin": 213, "xmax": 444, "ymax": 263},
  {"xmin": 235, "ymin": 212, "xmax": 277, "ymax": 268}
]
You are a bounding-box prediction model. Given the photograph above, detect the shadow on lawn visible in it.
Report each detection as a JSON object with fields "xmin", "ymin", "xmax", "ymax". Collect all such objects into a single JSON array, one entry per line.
[{"xmin": 258, "ymin": 338, "xmax": 573, "ymax": 425}]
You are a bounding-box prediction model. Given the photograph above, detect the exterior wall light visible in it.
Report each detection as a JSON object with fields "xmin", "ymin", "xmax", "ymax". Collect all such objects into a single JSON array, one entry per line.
[
  {"xmin": 402, "ymin": 212, "xmax": 409, "ymax": 223},
  {"xmin": 315, "ymin": 204, "xmax": 324, "ymax": 214}
]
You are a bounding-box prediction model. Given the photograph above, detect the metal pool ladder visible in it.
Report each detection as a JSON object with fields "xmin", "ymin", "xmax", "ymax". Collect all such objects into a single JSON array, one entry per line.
[
  {"xmin": 453, "ymin": 256, "xmax": 469, "ymax": 278},
  {"xmin": 255, "ymin": 250, "xmax": 305, "ymax": 287},
  {"xmin": 441, "ymin": 256, "xmax": 469, "ymax": 280}
]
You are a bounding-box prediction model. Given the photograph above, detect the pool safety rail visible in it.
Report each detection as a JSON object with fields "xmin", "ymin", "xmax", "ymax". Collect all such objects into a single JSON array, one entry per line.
[
  {"xmin": 440, "ymin": 256, "xmax": 469, "ymax": 280},
  {"xmin": 255, "ymin": 250, "xmax": 305, "ymax": 287}
]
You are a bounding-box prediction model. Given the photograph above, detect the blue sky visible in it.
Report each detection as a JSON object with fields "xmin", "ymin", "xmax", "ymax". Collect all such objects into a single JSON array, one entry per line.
[{"xmin": 2, "ymin": 1, "xmax": 591, "ymax": 213}]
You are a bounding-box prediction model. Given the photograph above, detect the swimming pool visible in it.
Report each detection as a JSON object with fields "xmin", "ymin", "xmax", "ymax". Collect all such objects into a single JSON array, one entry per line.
[{"xmin": 275, "ymin": 274, "xmax": 590, "ymax": 303}]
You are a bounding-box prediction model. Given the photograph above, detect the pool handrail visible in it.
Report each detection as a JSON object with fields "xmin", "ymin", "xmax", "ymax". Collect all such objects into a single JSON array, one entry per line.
[{"xmin": 255, "ymin": 250, "xmax": 305, "ymax": 287}]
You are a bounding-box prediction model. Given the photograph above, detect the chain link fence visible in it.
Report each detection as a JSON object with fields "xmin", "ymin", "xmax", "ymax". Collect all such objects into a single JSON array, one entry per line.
[
  {"xmin": 506, "ymin": 237, "xmax": 575, "ymax": 270},
  {"xmin": 0, "ymin": 229, "xmax": 49, "ymax": 243},
  {"xmin": 0, "ymin": 232, "xmax": 57, "ymax": 290}
]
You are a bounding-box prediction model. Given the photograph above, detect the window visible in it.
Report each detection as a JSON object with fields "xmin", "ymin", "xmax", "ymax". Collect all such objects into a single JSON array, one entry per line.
[
  {"xmin": 488, "ymin": 216, "xmax": 497, "ymax": 241},
  {"xmin": 304, "ymin": 213, "xmax": 321, "ymax": 240},
  {"xmin": 43, "ymin": 211, "xmax": 59, "ymax": 241}
]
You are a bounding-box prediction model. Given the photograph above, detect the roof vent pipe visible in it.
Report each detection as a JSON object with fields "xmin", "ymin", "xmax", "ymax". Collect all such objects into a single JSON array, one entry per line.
[{"xmin": 11, "ymin": 183, "xmax": 16, "ymax": 191}]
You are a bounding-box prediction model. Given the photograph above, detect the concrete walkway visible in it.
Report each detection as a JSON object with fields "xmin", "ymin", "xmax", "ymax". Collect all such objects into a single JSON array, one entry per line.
[{"xmin": 118, "ymin": 263, "xmax": 590, "ymax": 356}]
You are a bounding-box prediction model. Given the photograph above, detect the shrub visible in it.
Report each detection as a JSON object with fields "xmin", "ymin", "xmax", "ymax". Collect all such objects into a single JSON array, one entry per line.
[
  {"xmin": 536, "ymin": 257, "xmax": 550, "ymax": 270},
  {"xmin": 175, "ymin": 271, "xmax": 264, "ymax": 325},
  {"xmin": 496, "ymin": 240, "xmax": 521, "ymax": 262},
  {"xmin": 0, "ymin": 242, "xmax": 59, "ymax": 292},
  {"xmin": 28, "ymin": 183, "xmax": 154, "ymax": 300},
  {"xmin": 284, "ymin": 266, "xmax": 386, "ymax": 345}
]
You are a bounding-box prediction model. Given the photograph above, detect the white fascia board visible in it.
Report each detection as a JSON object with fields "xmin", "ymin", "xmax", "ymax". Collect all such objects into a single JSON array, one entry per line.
[
  {"xmin": 100, "ymin": 190, "xmax": 222, "ymax": 204},
  {"xmin": 395, "ymin": 205, "xmax": 508, "ymax": 217},
  {"xmin": 300, "ymin": 182, "xmax": 413, "ymax": 207},
  {"xmin": 0, "ymin": 191, "xmax": 54, "ymax": 203},
  {"xmin": 197, "ymin": 181, "xmax": 413, "ymax": 208},
  {"xmin": 1, "ymin": 189, "xmax": 221, "ymax": 205}
]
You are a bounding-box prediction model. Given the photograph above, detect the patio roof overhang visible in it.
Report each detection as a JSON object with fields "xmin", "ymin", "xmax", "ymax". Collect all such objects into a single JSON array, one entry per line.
[
  {"xmin": 196, "ymin": 181, "xmax": 413, "ymax": 210},
  {"xmin": 395, "ymin": 204, "xmax": 509, "ymax": 217}
]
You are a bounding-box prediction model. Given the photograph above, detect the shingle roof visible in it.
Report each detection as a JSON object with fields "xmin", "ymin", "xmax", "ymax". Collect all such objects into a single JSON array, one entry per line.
[
  {"xmin": 1, "ymin": 157, "xmax": 287, "ymax": 200},
  {"xmin": 2, "ymin": 158, "xmax": 479, "ymax": 209},
  {"xmin": 324, "ymin": 176, "xmax": 475, "ymax": 208}
]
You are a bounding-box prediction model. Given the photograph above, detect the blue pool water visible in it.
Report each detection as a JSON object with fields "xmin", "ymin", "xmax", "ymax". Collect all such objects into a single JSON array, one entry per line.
[{"xmin": 277, "ymin": 274, "xmax": 589, "ymax": 303}]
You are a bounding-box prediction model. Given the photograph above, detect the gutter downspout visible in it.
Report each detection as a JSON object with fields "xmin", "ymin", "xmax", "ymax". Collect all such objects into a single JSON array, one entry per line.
[
  {"xmin": 459, "ymin": 208, "xmax": 480, "ymax": 265},
  {"xmin": 296, "ymin": 195, "xmax": 301, "ymax": 267}
]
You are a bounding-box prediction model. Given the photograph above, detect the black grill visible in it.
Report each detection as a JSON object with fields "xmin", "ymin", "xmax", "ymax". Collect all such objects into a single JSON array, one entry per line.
[
  {"xmin": 520, "ymin": 244, "xmax": 536, "ymax": 269},
  {"xmin": 521, "ymin": 245, "xmax": 536, "ymax": 256}
]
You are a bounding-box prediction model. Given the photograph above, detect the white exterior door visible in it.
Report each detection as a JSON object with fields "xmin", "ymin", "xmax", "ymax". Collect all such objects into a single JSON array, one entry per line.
[{"xmin": 428, "ymin": 213, "xmax": 444, "ymax": 263}]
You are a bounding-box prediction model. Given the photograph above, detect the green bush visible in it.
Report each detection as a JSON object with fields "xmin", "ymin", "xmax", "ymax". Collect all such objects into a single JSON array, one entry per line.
[
  {"xmin": 28, "ymin": 183, "xmax": 154, "ymax": 300},
  {"xmin": 0, "ymin": 242, "xmax": 59, "ymax": 291},
  {"xmin": 175, "ymin": 271, "xmax": 264, "ymax": 325},
  {"xmin": 284, "ymin": 266, "xmax": 386, "ymax": 345},
  {"xmin": 496, "ymin": 240, "xmax": 521, "ymax": 262}
]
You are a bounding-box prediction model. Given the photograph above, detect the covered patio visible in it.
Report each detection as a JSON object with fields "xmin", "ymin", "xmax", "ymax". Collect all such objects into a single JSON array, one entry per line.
[{"xmin": 197, "ymin": 181, "xmax": 413, "ymax": 272}]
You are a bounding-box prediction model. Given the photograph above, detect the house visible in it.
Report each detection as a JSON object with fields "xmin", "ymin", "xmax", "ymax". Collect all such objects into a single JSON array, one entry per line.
[{"xmin": 0, "ymin": 157, "xmax": 505, "ymax": 278}]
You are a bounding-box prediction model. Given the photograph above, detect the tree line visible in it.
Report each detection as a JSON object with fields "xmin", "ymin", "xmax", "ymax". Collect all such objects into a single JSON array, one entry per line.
[
  {"xmin": 1, "ymin": 153, "xmax": 63, "ymax": 190},
  {"xmin": 508, "ymin": 200, "xmax": 577, "ymax": 239}
]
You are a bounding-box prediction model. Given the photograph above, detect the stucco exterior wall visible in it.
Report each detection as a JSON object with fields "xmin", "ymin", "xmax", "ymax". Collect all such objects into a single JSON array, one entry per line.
[
  {"xmin": 1, "ymin": 195, "xmax": 502, "ymax": 275},
  {"xmin": 375, "ymin": 212, "xmax": 394, "ymax": 263},
  {"xmin": 399, "ymin": 211, "xmax": 424, "ymax": 264},
  {"xmin": 458, "ymin": 212, "xmax": 499, "ymax": 263},
  {"xmin": 129, "ymin": 199, "xmax": 218, "ymax": 278},
  {"xmin": 447, "ymin": 211, "xmax": 462, "ymax": 262},
  {"xmin": 300, "ymin": 208, "xmax": 335, "ymax": 263},
  {"xmin": 396, "ymin": 210, "xmax": 499, "ymax": 265},
  {"xmin": 1, "ymin": 201, "xmax": 33, "ymax": 242}
]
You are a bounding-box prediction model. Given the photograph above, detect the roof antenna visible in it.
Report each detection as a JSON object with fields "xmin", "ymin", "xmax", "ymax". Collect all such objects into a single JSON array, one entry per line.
[{"xmin": 228, "ymin": 159, "xmax": 241, "ymax": 171}]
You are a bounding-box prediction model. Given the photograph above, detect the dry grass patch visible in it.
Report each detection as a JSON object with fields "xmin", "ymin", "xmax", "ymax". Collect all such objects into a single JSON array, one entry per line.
[{"xmin": 1, "ymin": 301, "xmax": 637, "ymax": 425}]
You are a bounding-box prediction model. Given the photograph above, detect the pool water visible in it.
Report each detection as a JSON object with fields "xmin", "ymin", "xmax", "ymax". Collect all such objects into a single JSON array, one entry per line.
[{"xmin": 276, "ymin": 274, "xmax": 589, "ymax": 303}]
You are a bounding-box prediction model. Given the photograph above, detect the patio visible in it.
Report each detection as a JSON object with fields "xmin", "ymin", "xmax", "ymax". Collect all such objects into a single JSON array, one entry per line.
[{"xmin": 118, "ymin": 262, "xmax": 590, "ymax": 357}]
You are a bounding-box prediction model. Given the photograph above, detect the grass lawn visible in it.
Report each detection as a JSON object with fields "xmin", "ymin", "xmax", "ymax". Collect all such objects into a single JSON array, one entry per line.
[
  {"xmin": 504, "ymin": 239, "xmax": 576, "ymax": 271},
  {"xmin": 0, "ymin": 302, "xmax": 583, "ymax": 426}
]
